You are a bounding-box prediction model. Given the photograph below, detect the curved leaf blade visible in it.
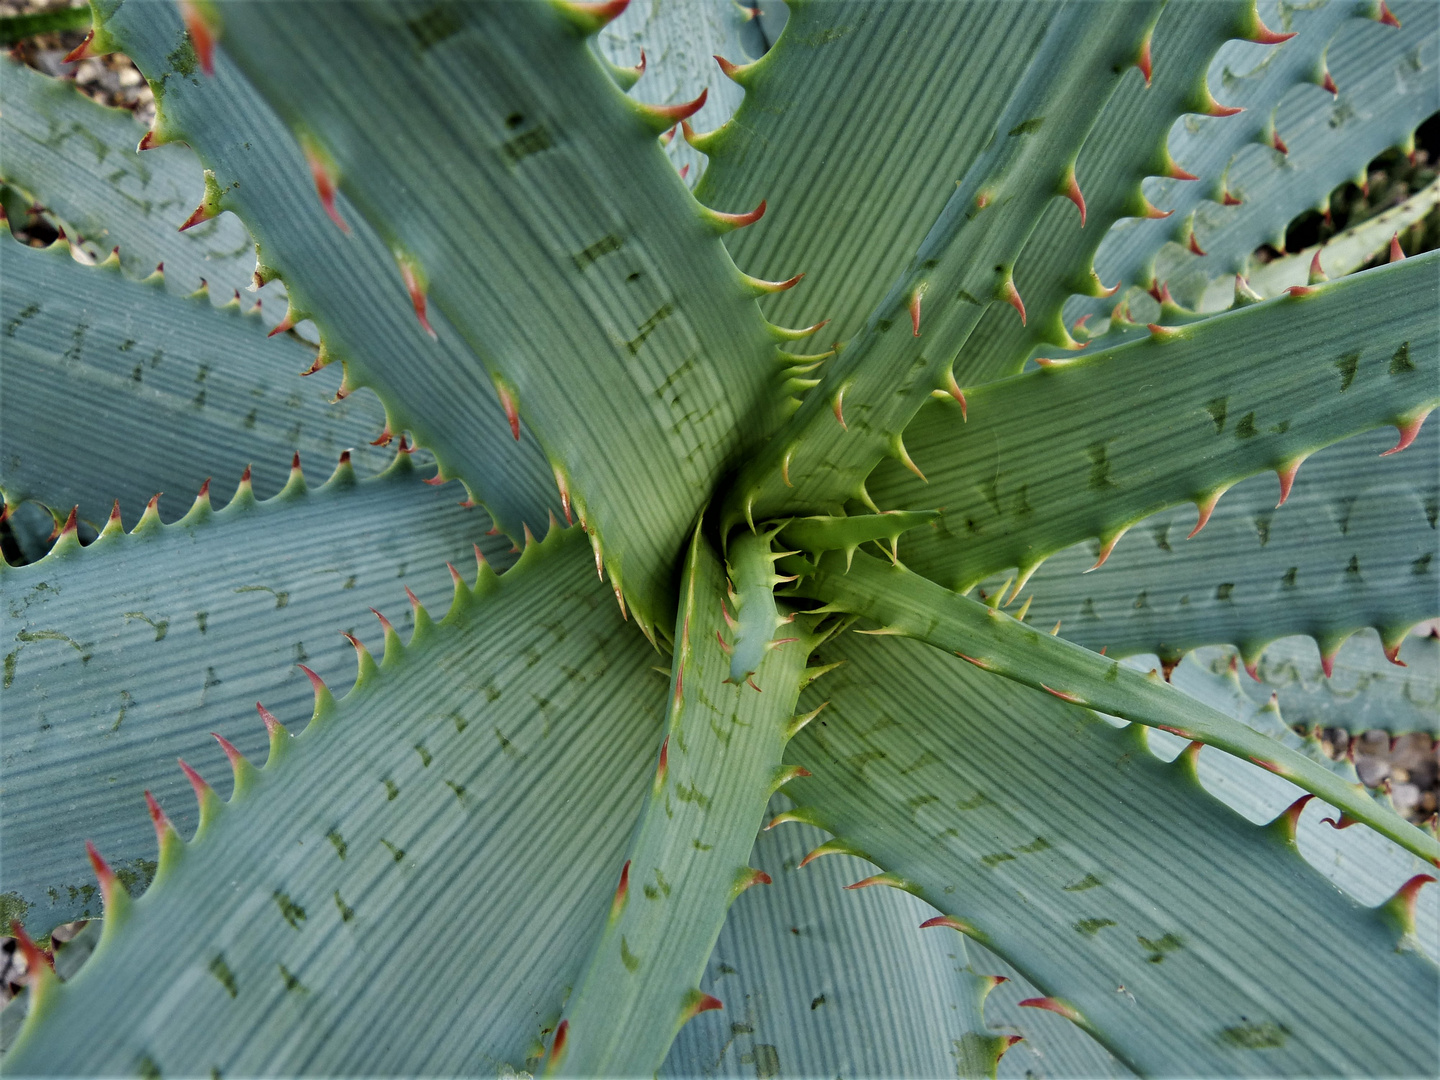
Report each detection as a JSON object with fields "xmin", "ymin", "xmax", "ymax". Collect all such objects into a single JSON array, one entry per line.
[
  {"xmin": 5, "ymin": 528, "xmax": 665, "ymax": 1076},
  {"xmin": 0, "ymin": 454, "xmax": 512, "ymax": 931},
  {"xmin": 781, "ymin": 631, "xmax": 1439, "ymax": 1076}
]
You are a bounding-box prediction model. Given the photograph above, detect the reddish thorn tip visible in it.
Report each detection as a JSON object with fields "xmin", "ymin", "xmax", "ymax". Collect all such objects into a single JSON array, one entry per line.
[
  {"xmin": 1381, "ymin": 413, "xmax": 1428, "ymax": 456},
  {"xmin": 1064, "ymin": 173, "xmax": 1086, "ymax": 226}
]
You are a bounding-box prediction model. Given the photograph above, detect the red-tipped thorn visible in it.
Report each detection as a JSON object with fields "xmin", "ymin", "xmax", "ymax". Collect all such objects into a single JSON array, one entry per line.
[
  {"xmin": 1188, "ymin": 231, "xmax": 1207, "ymax": 257},
  {"xmin": 1204, "ymin": 101, "xmax": 1245, "ymax": 118},
  {"xmin": 709, "ymin": 200, "xmax": 766, "ymax": 228},
  {"xmin": 1000, "ymin": 1035, "xmax": 1024, "ymax": 1058},
  {"xmin": 715, "ymin": 54, "xmax": 742, "ymax": 79},
  {"xmin": 497, "ymin": 384, "xmax": 521, "ymax": 440},
  {"xmin": 550, "ymin": 1020, "xmax": 569, "ymax": 1064},
  {"xmin": 10, "ymin": 921, "xmax": 52, "ymax": 974},
  {"xmin": 1322, "ymin": 70, "xmax": 1339, "ymax": 96},
  {"xmin": 920, "ymin": 914, "xmax": 979, "ymax": 935},
  {"xmin": 1309, "ymin": 249, "xmax": 1327, "ymax": 284},
  {"xmin": 1088, "ymin": 530, "xmax": 1126, "ymax": 571},
  {"xmin": 943, "ymin": 370, "xmax": 968, "ymax": 421},
  {"xmin": 1064, "ymin": 173, "xmax": 1086, "ymax": 226},
  {"xmin": 179, "ymin": 202, "xmax": 216, "ymax": 232},
  {"xmin": 1276, "ymin": 793, "xmax": 1314, "ymax": 837},
  {"xmin": 1381, "ymin": 412, "xmax": 1428, "ymax": 456},
  {"xmin": 422, "ymin": 474, "xmax": 447, "ymax": 487},
  {"xmin": 1000, "ymin": 279, "xmax": 1026, "ymax": 325},
  {"xmin": 1136, "ymin": 36, "xmax": 1152, "ymax": 86},
  {"xmin": 267, "ymin": 310, "xmax": 298, "ymax": 338},
  {"xmin": 1323, "ymin": 811, "xmax": 1358, "ymax": 830},
  {"xmin": 1248, "ymin": 18, "xmax": 1296, "ymax": 44},
  {"xmin": 86, "ymin": 839, "xmax": 116, "ymax": 896},
  {"xmin": 138, "ymin": 129, "xmax": 161, "ymax": 151},
  {"xmin": 1272, "ymin": 129, "xmax": 1289, "ymax": 155},
  {"xmin": 1383, "ymin": 641, "xmax": 1408, "ymax": 668},
  {"xmin": 909, "ymin": 289, "xmax": 923, "ymax": 336},
  {"xmin": 305, "ymin": 149, "xmax": 350, "ymax": 233},
  {"xmin": 179, "ymin": 1, "xmax": 215, "ymax": 76},
  {"xmin": 688, "ymin": 993, "xmax": 724, "ymax": 1018},
  {"xmin": 844, "ymin": 874, "xmax": 899, "ymax": 891},
  {"xmin": 211, "ymin": 733, "xmax": 246, "ymax": 774},
  {"xmin": 298, "ymin": 665, "xmax": 328, "ymax": 699},
  {"xmin": 1168, "ymin": 163, "xmax": 1200, "ymax": 182},
  {"xmin": 646, "ymin": 87, "xmax": 708, "ymax": 124},
  {"xmin": 397, "ymin": 257, "xmax": 436, "ymax": 339},
  {"xmin": 1040, "ymin": 684, "xmax": 1084, "ymax": 704},
  {"xmin": 256, "ymin": 702, "xmax": 285, "ymax": 736},
  {"xmin": 1141, "ymin": 201, "xmax": 1174, "ymax": 220},
  {"xmin": 833, "ymin": 387, "xmax": 847, "ymax": 430},
  {"xmin": 144, "ymin": 790, "xmax": 175, "ymax": 844},
  {"xmin": 63, "ymin": 28, "xmax": 96, "ymax": 63},
  {"xmin": 1019, "ymin": 998, "xmax": 1084, "ymax": 1025},
  {"xmin": 1187, "ymin": 489, "xmax": 1225, "ymax": 538},
  {"xmin": 1377, "ymin": 1, "xmax": 1401, "ymax": 28},
  {"xmin": 679, "ymin": 163, "xmax": 690, "ymax": 181},
  {"xmin": 60, "ymin": 505, "xmax": 79, "ymax": 538},
  {"xmin": 610, "ymin": 860, "xmax": 631, "ymax": 920},
  {"xmin": 1389, "ymin": 233, "xmax": 1405, "ymax": 262},
  {"xmin": 1276, "ymin": 458, "xmax": 1303, "ymax": 506},
  {"xmin": 371, "ymin": 427, "xmax": 392, "ymax": 447},
  {"xmin": 1222, "ymin": 190, "xmax": 1243, "ymax": 206}
]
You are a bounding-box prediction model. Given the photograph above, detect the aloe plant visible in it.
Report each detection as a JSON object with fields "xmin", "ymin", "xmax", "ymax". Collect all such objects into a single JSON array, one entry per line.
[{"xmin": 1, "ymin": 0, "xmax": 1437, "ymax": 1075}]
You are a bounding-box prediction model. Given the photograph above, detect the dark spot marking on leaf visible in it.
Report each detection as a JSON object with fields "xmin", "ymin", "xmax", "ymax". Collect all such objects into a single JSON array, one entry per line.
[
  {"xmin": 505, "ymin": 112, "xmax": 524, "ymax": 129},
  {"xmin": 1345, "ymin": 554, "xmax": 1360, "ymax": 578},
  {"xmin": 1074, "ymin": 917, "xmax": 1116, "ymax": 936},
  {"xmin": 1389, "ymin": 341, "xmax": 1414, "ymax": 374},
  {"xmin": 1235, "ymin": 411, "xmax": 1257, "ymax": 439},
  {"xmin": 620, "ymin": 935, "xmax": 640, "ymax": 972},
  {"xmin": 1413, "ymin": 552, "xmax": 1433, "ymax": 575},
  {"xmin": 1269, "ymin": 420, "xmax": 1289, "ymax": 434},
  {"xmin": 273, "ymin": 890, "xmax": 306, "ymax": 929},
  {"xmin": 501, "ymin": 125, "xmax": 553, "ymax": 164},
  {"xmin": 810, "ymin": 994, "xmax": 826, "ymax": 1010},
  {"xmin": 1205, "ymin": 397, "xmax": 1228, "ymax": 434},
  {"xmin": 1133, "ymin": 590, "xmax": 1148, "ymax": 610},
  {"xmin": 383, "ymin": 779, "xmax": 399, "ymax": 801},
  {"xmin": 1152, "ymin": 524, "xmax": 1171, "ymax": 551},
  {"xmin": 406, "ymin": 4, "xmax": 462, "ymax": 49},
  {"xmin": 573, "ymin": 234, "xmax": 623, "ymax": 271},
  {"xmin": 4, "ymin": 303, "xmax": 40, "ymax": 337},
  {"xmin": 752, "ymin": 1045, "xmax": 780, "ymax": 1079},
  {"xmin": 335, "ymin": 890, "xmax": 355, "ymax": 922},
  {"xmin": 446, "ymin": 780, "xmax": 466, "ymax": 800},
  {"xmin": 195, "ymin": 611, "xmax": 208, "ymax": 634},
  {"xmin": 1064, "ymin": 873, "xmax": 1102, "ymax": 891},
  {"xmin": 1215, "ymin": 583, "xmax": 1234, "ymax": 601},
  {"xmin": 1008, "ymin": 116, "xmax": 1045, "ymax": 136},
  {"xmin": 1254, "ymin": 514, "xmax": 1271, "ymax": 546},
  {"xmin": 380, "ymin": 839, "xmax": 405, "ymax": 862},
  {"xmin": 209, "ymin": 954, "xmax": 237, "ymax": 997},
  {"xmin": 138, "ymin": 1053, "xmax": 162, "ymax": 1080},
  {"xmin": 956, "ymin": 791, "xmax": 988, "ymax": 811},
  {"xmin": 414, "ymin": 743, "xmax": 431, "ymax": 768},
  {"xmin": 981, "ymin": 852, "xmax": 1015, "ymax": 867},
  {"xmin": 1221, "ymin": 1021, "xmax": 1289, "ymax": 1049},
  {"xmin": 1335, "ymin": 352, "xmax": 1359, "ymax": 391},
  {"xmin": 626, "ymin": 303, "xmax": 674, "ymax": 354},
  {"xmin": 1016, "ymin": 836, "xmax": 1050, "ymax": 853},
  {"xmin": 1138, "ymin": 931, "xmax": 1183, "ymax": 964},
  {"xmin": 327, "ymin": 828, "xmax": 346, "ymax": 860},
  {"xmin": 278, "ymin": 964, "xmax": 307, "ymax": 994},
  {"xmin": 876, "ymin": 318, "xmax": 893, "ymax": 332},
  {"xmin": 957, "ymin": 289, "xmax": 981, "ymax": 305},
  {"xmin": 1086, "ymin": 442, "xmax": 1114, "ymax": 489}
]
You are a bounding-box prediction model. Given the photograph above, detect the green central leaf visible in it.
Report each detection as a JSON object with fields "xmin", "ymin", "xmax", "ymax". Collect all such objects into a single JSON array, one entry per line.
[{"xmin": 554, "ymin": 527, "xmax": 815, "ymax": 1075}]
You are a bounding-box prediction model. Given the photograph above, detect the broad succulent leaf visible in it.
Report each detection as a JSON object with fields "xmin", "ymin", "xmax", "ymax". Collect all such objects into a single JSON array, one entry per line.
[
  {"xmin": 0, "ymin": 451, "xmax": 511, "ymax": 932},
  {"xmin": 92, "ymin": 0, "xmax": 561, "ymax": 542},
  {"xmin": 1073, "ymin": 0, "xmax": 1435, "ymax": 324},
  {"xmin": 554, "ymin": 529, "xmax": 814, "ymax": 1075},
  {"xmin": 4, "ymin": 527, "xmax": 667, "ymax": 1075},
  {"xmin": 874, "ymin": 253, "xmax": 1439, "ymax": 593},
  {"xmin": 0, "ymin": 57, "xmax": 280, "ymax": 310},
  {"xmin": 780, "ymin": 630, "xmax": 1439, "ymax": 1076},
  {"xmin": 789, "ymin": 549, "xmax": 1440, "ymax": 863},
  {"xmin": 1161, "ymin": 2, "xmax": 1439, "ymax": 303},
  {"xmin": 1001, "ymin": 423, "xmax": 1438, "ymax": 674},
  {"xmin": 663, "ymin": 813, "xmax": 1019, "ymax": 1080},
  {"xmin": 217, "ymin": 0, "xmax": 790, "ymax": 637},
  {"xmin": 723, "ymin": 3, "xmax": 1162, "ymax": 529},
  {"xmin": 951, "ymin": 0, "xmax": 1255, "ymax": 382},
  {"xmin": 596, "ymin": 0, "xmax": 750, "ymax": 186},
  {"xmin": 0, "ymin": 232, "xmax": 385, "ymax": 524},
  {"xmin": 1194, "ymin": 633, "xmax": 1440, "ymax": 737},
  {"xmin": 1194, "ymin": 175, "xmax": 1440, "ymax": 310},
  {"xmin": 697, "ymin": 0, "xmax": 1056, "ymax": 348}
]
